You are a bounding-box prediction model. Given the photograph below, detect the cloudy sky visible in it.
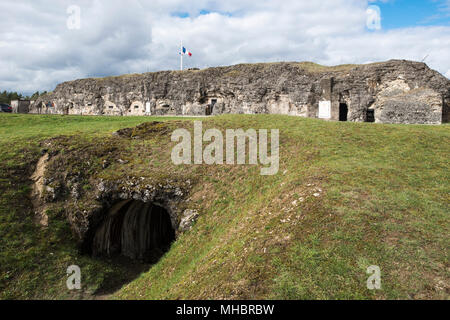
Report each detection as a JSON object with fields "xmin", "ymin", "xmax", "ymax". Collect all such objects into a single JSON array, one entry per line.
[{"xmin": 0, "ymin": 0, "xmax": 449, "ymax": 94}]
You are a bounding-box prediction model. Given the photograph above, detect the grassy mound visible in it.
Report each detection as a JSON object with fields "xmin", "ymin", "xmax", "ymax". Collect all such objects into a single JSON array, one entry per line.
[{"xmin": 0, "ymin": 113, "xmax": 448, "ymax": 300}]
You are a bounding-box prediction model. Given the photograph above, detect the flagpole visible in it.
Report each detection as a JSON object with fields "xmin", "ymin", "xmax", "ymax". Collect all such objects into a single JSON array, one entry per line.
[{"xmin": 180, "ymin": 40, "xmax": 183, "ymax": 71}]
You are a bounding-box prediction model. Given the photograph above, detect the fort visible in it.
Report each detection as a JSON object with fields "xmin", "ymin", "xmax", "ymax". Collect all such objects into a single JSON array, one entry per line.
[{"xmin": 29, "ymin": 60, "xmax": 450, "ymax": 124}]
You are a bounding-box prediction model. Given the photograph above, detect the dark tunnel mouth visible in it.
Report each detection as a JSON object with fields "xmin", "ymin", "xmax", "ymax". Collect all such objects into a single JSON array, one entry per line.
[{"xmin": 89, "ymin": 200, "xmax": 176, "ymax": 263}]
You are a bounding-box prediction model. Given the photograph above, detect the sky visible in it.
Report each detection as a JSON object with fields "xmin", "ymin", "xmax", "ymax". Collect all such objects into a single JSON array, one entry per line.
[{"xmin": 0, "ymin": 0, "xmax": 449, "ymax": 95}]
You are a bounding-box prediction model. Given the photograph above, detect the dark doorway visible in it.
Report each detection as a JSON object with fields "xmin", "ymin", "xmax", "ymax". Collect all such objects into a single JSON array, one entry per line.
[
  {"xmin": 339, "ymin": 103, "xmax": 348, "ymax": 121},
  {"xmin": 366, "ymin": 109, "xmax": 375, "ymax": 123},
  {"xmin": 92, "ymin": 200, "xmax": 175, "ymax": 263},
  {"xmin": 206, "ymin": 99, "xmax": 217, "ymax": 116},
  {"xmin": 443, "ymin": 101, "xmax": 450, "ymax": 123}
]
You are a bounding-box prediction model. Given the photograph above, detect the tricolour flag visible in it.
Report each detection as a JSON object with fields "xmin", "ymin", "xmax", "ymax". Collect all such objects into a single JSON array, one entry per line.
[{"xmin": 182, "ymin": 47, "xmax": 192, "ymax": 57}]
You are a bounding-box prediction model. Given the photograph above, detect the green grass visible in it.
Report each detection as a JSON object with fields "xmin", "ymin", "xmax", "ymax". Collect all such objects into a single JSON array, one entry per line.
[
  {"xmin": 295, "ymin": 61, "xmax": 361, "ymax": 73},
  {"xmin": 0, "ymin": 114, "xmax": 199, "ymax": 299},
  {"xmin": 0, "ymin": 113, "xmax": 449, "ymax": 300},
  {"xmin": 85, "ymin": 61, "xmax": 368, "ymax": 82}
]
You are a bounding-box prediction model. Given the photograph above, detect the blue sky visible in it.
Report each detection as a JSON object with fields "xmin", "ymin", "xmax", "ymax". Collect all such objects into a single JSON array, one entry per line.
[
  {"xmin": 173, "ymin": 1, "xmax": 450, "ymax": 29},
  {"xmin": 374, "ymin": 0, "xmax": 450, "ymax": 29},
  {"xmin": 172, "ymin": 9, "xmax": 230, "ymax": 18}
]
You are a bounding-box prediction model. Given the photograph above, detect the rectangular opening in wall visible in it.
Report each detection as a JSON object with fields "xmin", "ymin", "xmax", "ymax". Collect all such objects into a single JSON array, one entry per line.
[
  {"xmin": 210, "ymin": 99, "xmax": 217, "ymax": 114},
  {"xmin": 366, "ymin": 109, "xmax": 375, "ymax": 123},
  {"xmin": 206, "ymin": 99, "xmax": 217, "ymax": 116},
  {"xmin": 339, "ymin": 103, "xmax": 348, "ymax": 121},
  {"xmin": 443, "ymin": 101, "xmax": 450, "ymax": 123}
]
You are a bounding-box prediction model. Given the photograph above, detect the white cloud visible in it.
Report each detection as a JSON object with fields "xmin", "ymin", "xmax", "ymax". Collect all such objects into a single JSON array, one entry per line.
[{"xmin": 0, "ymin": 0, "xmax": 449, "ymax": 93}]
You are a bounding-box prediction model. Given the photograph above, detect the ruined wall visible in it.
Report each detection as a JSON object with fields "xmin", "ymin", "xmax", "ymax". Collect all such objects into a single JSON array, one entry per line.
[
  {"xmin": 11, "ymin": 100, "xmax": 31, "ymax": 114},
  {"xmin": 30, "ymin": 60, "xmax": 450, "ymax": 124}
]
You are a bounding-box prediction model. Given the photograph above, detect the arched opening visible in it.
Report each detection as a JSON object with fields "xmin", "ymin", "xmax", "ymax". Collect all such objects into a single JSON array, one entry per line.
[
  {"xmin": 92, "ymin": 200, "xmax": 175, "ymax": 263},
  {"xmin": 339, "ymin": 103, "xmax": 348, "ymax": 121}
]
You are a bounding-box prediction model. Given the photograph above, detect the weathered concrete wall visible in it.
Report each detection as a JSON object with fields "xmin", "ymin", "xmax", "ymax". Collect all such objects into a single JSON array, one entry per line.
[
  {"xmin": 30, "ymin": 60, "xmax": 450, "ymax": 124},
  {"xmin": 11, "ymin": 100, "xmax": 31, "ymax": 114}
]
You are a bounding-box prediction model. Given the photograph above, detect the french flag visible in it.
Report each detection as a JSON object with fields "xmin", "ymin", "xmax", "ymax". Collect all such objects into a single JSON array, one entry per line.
[{"xmin": 182, "ymin": 47, "xmax": 192, "ymax": 57}]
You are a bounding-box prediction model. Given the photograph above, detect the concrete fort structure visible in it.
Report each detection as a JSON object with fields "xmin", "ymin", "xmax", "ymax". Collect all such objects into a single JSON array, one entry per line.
[
  {"xmin": 11, "ymin": 99, "xmax": 33, "ymax": 114},
  {"xmin": 30, "ymin": 60, "xmax": 450, "ymax": 124}
]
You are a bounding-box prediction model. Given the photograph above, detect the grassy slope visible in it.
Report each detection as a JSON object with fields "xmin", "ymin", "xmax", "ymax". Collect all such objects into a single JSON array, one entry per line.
[
  {"xmin": 0, "ymin": 114, "xmax": 187, "ymax": 299},
  {"xmin": 0, "ymin": 113, "xmax": 448, "ymax": 300},
  {"xmin": 89, "ymin": 61, "xmax": 363, "ymax": 81}
]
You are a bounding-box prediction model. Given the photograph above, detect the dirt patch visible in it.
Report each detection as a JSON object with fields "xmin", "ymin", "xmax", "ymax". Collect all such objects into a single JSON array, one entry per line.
[
  {"xmin": 112, "ymin": 121, "xmax": 174, "ymax": 139},
  {"xmin": 30, "ymin": 153, "xmax": 49, "ymax": 226}
]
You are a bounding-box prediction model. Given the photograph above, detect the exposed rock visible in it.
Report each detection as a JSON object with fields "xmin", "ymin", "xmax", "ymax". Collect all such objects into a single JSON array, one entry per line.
[
  {"xmin": 31, "ymin": 136, "xmax": 195, "ymax": 258},
  {"xmin": 179, "ymin": 209, "xmax": 200, "ymax": 232},
  {"xmin": 77, "ymin": 177, "xmax": 194, "ymax": 257},
  {"xmin": 30, "ymin": 60, "xmax": 450, "ymax": 124},
  {"xmin": 30, "ymin": 153, "xmax": 50, "ymax": 226},
  {"xmin": 376, "ymin": 88, "xmax": 443, "ymax": 124},
  {"xmin": 102, "ymin": 159, "xmax": 110, "ymax": 169},
  {"xmin": 45, "ymin": 186, "xmax": 56, "ymax": 200},
  {"xmin": 30, "ymin": 153, "xmax": 49, "ymax": 200}
]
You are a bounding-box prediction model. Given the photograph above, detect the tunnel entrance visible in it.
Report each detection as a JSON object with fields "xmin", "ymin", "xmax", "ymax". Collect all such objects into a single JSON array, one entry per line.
[
  {"xmin": 339, "ymin": 103, "xmax": 348, "ymax": 121},
  {"xmin": 92, "ymin": 200, "xmax": 175, "ymax": 263}
]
